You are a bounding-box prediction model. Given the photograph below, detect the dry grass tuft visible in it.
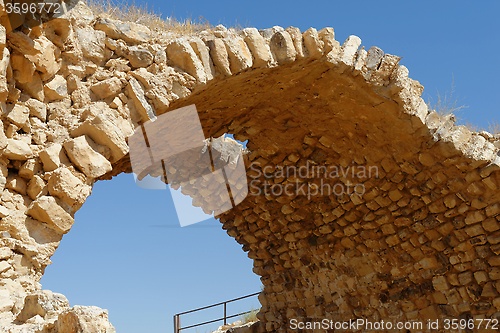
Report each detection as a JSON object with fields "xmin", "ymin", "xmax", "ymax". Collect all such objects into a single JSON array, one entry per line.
[
  {"xmin": 488, "ymin": 122, "xmax": 500, "ymax": 135},
  {"xmin": 84, "ymin": 0, "xmax": 211, "ymax": 34},
  {"xmin": 426, "ymin": 78, "xmax": 468, "ymax": 117},
  {"xmin": 427, "ymin": 89, "xmax": 467, "ymax": 116}
]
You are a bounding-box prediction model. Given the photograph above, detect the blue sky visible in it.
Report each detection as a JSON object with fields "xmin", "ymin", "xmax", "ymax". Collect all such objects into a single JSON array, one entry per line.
[{"xmin": 41, "ymin": 1, "xmax": 499, "ymax": 333}]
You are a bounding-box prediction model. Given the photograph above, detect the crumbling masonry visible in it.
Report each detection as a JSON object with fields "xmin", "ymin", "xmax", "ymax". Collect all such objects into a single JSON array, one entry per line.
[{"xmin": 0, "ymin": 1, "xmax": 499, "ymax": 332}]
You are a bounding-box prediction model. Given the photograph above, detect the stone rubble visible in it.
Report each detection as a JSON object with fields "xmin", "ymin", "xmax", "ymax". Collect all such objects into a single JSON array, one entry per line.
[{"xmin": 0, "ymin": 1, "xmax": 497, "ymax": 332}]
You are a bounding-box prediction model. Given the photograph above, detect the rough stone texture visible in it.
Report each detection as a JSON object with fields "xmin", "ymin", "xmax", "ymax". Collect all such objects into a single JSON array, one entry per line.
[
  {"xmin": 126, "ymin": 77, "xmax": 156, "ymax": 121},
  {"xmin": 27, "ymin": 196, "xmax": 74, "ymax": 234},
  {"xmin": 90, "ymin": 77, "xmax": 123, "ymax": 99},
  {"xmin": 44, "ymin": 75, "xmax": 67, "ymax": 102},
  {"xmin": 3, "ymin": 139, "xmax": 32, "ymax": 160},
  {"xmin": 95, "ymin": 17, "xmax": 151, "ymax": 45},
  {"xmin": 0, "ymin": 2, "xmax": 499, "ymax": 333},
  {"xmin": 63, "ymin": 136, "xmax": 112, "ymax": 179},
  {"xmin": 39, "ymin": 143, "xmax": 65, "ymax": 172},
  {"xmin": 126, "ymin": 46, "xmax": 154, "ymax": 68}
]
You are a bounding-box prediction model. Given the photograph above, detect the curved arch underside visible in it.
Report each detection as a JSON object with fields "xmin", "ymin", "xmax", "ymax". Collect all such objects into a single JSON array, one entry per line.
[
  {"xmin": 164, "ymin": 58, "xmax": 500, "ymax": 331},
  {"xmin": 0, "ymin": 3, "xmax": 499, "ymax": 332}
]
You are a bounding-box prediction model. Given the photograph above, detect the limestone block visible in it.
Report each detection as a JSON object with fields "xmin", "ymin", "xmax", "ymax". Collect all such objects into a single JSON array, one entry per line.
[
  {"xmin": 39, "ymin": 143, "xmax": 65, "ymax": 172},
  {"xmin": 211, "ymin": 24, "xmax": 229, "ymax": 38},
  {"xmin": 318, "ymin": 27, "xmax": 338, "ymax": 54},
  {"xmin": 17, "ymin": 73, "xmax": 44, "ymax": 102},
  {"xmin": 269, "ymin": 31, "xmax": 296, "ymax": 65},
  {"xmin": 129, "ymin": 67, "xmax": 154, "ymax": 90},
  {"xmin": 340, "ymin": 35, "xmax": 362, "ymax": 66},
  {"xmin": 354, "ymin": 48, "xmax": 367, "ymax": 71},
  {"xmin": 3, "ymin": 139, "xmax": 32, "ymax": 160},
  {"xmin": 90, "ymin": 77, "xmax": 123, "ymax": 99},
  {"xmin": 5, "ymin": 175, "xmax": 27, "ymax": 195},
  {"xmin": 6, "ymin": 31, "xmax": 36, "ymax": 56},
  {"xmin": 126, "ymin": 46, "xmax": 154, "ymax": 68},
  {"xmin": 0, "ymin": 47, "xmax": 9, "ymax": 102},
  {"xmin": 27, "ymin": 175, "xmax": 47, "ymax": 200},
  {"xmin": 485, "ymin": 203, "xmax": 500, "ymax": 217},
  {"xmin": 71, "ymin": 86, "xmax": 92, "ymax": 108},
  {"xmin": 443, "ymin": 125, "xmax": 473, "ymax": 152},
  {"xmin": 488, "ymin": 231, "xmax": 500, "ymax": 245},
  {"xmin": 432, "ymin": 276, "xmax": 449, "ymax": 291},
  {"xmin": 0, "ymin": 177, "xmax": 6, "ymax": 194},
  {"xmin": 0, "ymin": 24, "xmax": 5, "ymax": 49},
  {"xmin": 489, "ymin": 256, "xmax": 500, "ymax": 266},
  {"xmin": 20, "ymin": 36, "xmax": 61, "ymax": 80},
  {"xmin": 48, "ymin": 167, "xmax": 91, "ymax": 210},
  {"xmin": 94, "ymin": 17, "xmax": 151, "ymax": 45},
  {"xmin": 367, "ymin": 54, "xmax": 401, "ymax": 85},
  {"xmin": 105, "ymin": 58, "xmax": 131, "ymax": 72},
  {"xmin": 25, "ymin": 98, "xmax": 47, "ymax": 121},
  {"xmin": 259, "ymin": 26, "xmax": 284, "ymax": 42},
  {"xmin": 302, "ymin": 28, "xmax": 323, "ymax": 59},
  {"xmin": 10, "ymin": 52, "xmax": 35, "ymax": 84},
  {"xmin": 166, "ymin": 39, "xmax": 207, "ymax": 82},
  {"xmin": 285, "ymin": 27, "xmax": 306, "ymax": 59},
  {"xmin": 240, "ymin": 28, "xmax": 273, "ymax": 67},
  {"xmin": 7, "ymin": 86, "xmax": 21, "ymax": 104},
  {"xmin": 75, "ymin": 27, "xmax": 106, "ymax": 63},
  {"xmin": 151, "ymin": 45, "xmax": 167, "ymax": 65},
  {"xmin": 0, "ymin": 289, "xmax": 14, "ymax": 312},
  {"xmin": 16, "ymin": 290, "xmax": 69, "ymax": 323},
  {"xmin": 463, "ymin": 134, "xmax": 497, "ymax": 162},
  {"xmin": 0, "ymin": 247, "xmax": 11, "ymax": 260},
  {"xmin": 366, "ymin": 46, "xmax": 385, "ymax": 70},
  {"xmin": 43, "ymin": 17, "xmax": 73, "ymax": 49},
  {"xmin": 0, "ymin": 205, "xmax": 9, "ymax": 218},
  {"xmin": 0, "ymin": 120, "xmax": 6, "ymax": 148},
  {"xmin": 71, "ymin": 113, "xmax": 128, "ymax": 163},
  {"xmin": 206, "ymin": 38, "xmax": 232, "ymax": 76},
  {"xmin": 110, "ymin": 97, "xmax": 122, "ymax": 109},
  {"xmin": 63, "ymin": 135, "xmax": 112, "ymax": 178},
  {"xmin": 189, "ymin": 37, "xmax": 215, "ymax": 80},
  {"xmin": 126, "ymin": 77, "xmax": 155, "ymax": 122},
  {"xmin": 85, "ymin": 102, "xmax": 134, "ymax": 136},
  {"xmin": 465, "ymin": 210, "xmax": 485, "ymax": 225},
  {"xmin": 44, "ymin": 75, "xmax": 68, "ymax": 102},
  {"xmin": 223, "ymin": 36, "xmax": 253, "ymax": 73},
  {"xmin": 5, "ymin": 104, "xmax": 29, "ymax": 127},
  {"xmin": 27, "ymin": 196, "xmax": 74, "ymax": 234}
]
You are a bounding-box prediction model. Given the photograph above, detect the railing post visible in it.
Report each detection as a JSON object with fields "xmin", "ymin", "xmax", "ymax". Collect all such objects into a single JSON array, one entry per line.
[
  {"xmin": 173, "ymin": 292, "xmax": 259, "ymax": 332},
  {"xmin": 223, "ymin": 302, "xmax": 227, "ymax": 325},
  {"xmin": 174, "ymin": 314, "xmax": 180, "ymax": 333}
]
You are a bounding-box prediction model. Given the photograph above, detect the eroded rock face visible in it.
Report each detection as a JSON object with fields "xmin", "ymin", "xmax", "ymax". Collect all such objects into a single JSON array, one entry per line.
[{"xmin": 0, "ymin": 1, "xmax": 499, "ymax": 333}]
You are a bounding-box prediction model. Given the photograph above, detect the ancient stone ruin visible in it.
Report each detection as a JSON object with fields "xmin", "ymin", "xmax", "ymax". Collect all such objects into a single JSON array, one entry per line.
[{"xmin": 0, "ymin": 1, "xmax": 499, "ymax": 332}]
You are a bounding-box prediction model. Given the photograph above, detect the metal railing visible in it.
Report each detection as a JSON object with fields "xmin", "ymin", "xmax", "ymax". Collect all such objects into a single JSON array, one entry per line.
[{"xmin": 173, "ymin": 292, "xmax": 260, "ymax": 333}]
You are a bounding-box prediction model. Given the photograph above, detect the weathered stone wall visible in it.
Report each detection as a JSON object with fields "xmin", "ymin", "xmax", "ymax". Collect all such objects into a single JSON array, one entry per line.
[{"xmin": 0, "ymin": 1, "xmax": 499, "ymax": 332}]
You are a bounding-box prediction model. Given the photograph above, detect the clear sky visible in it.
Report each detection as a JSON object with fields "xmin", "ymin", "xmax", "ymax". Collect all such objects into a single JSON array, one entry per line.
[{"xmin": 41, "ymin": 1, "xmax": 499, "ymax": 333}]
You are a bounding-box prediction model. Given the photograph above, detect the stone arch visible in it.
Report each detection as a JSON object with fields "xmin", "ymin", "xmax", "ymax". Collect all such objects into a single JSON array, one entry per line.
[{"xmin": 0, "ymin": 3, "xmax": 499, "ymax": 332}]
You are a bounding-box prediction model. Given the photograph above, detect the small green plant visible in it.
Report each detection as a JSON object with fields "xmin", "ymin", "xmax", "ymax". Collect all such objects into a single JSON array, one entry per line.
[{"xmin": 240, "ymin": 308, "xmax": 259, "ymax": 323}]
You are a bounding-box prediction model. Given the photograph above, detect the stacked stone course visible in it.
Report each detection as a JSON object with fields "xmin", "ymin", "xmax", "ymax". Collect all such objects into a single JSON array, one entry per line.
[{"xmin": 0, "ymin": 1, "xmax": 498, "ymax": 332}]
